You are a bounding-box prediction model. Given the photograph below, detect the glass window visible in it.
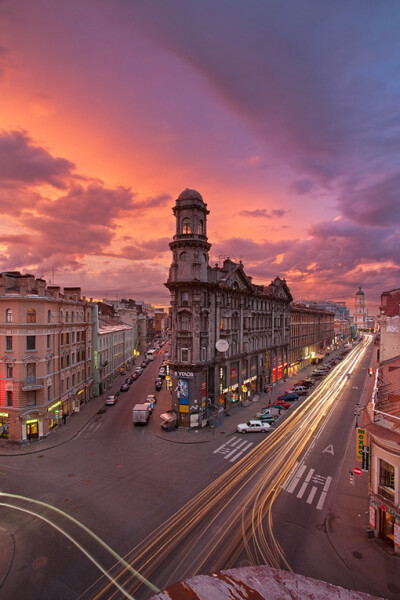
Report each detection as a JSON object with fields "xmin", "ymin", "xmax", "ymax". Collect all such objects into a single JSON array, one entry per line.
[
  {"xmin": 181, "ymin": 291, "xmax": 189, "ymax": 306},
  {"xmin": 181, "ymin": 218, "xmax": 191, "ymax": 234},
  {"xmin": 26, "ymin": 391, "xmax": 36, "ymax": 406},
  {"xmin": 65, "ymin": 311, "xmax": 69, "ymax": 323},
  {"xmin": 181, "ymin": 348, "xmax": 189, "ymax": 362},
  {"xmin": 27, "ymin": 308, "xmax": 36, "ymax": 323},
  {"xmin": 27, "ymin": 363, "xmax": 36, "ymax": 379},
  {"xmin": 72, "ymin": 332, "xmax": 75, "ymax": 344},
  {"xmin": 47, "ymin": 309, "xmax": 51, "ymax": 323},
  {"xmin": 6, "ymin": 364, "xmax": 13, "ymax": 378},
  {"xmin": 6, "ymin": 390, "xmax": 12, "ymax": 406},
  {"xmin": 47, "ymin": 386, "xmax": 51, "ymax": 402},
  {"xmin": 71, "ymin": 311, "xmax": 74, "ymax": 323},
  {"xmin": 27, "ymin": 336, "xmax": 36, "ymax": 350},
  {"xmin": 47, "ymin": 334, "xmax": 51, "ymax": 349},
  {"xmin": 380, "ymin": 460, "xmax": 395, "ymax": 490},
  {"xmin": 181, "ymin": 313, "xmax": 190, "ymax": 331},
  {"xmin": 5, "ymin": 309, "xmax": 12, "ymax": 323},
  {"xmin": 6, "ymin": 336, "xmax": 12, "ymax": 351},
  {"xmin": 47, "ymin": 360, "xmax": 51, "ymax": 375},
  {"xmin": 198, "ymin": 219, "xmax": 203, "ymax": 235}
]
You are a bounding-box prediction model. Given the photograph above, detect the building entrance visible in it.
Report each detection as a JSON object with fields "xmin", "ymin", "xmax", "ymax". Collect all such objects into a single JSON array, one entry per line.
[
  {"xmin": 380, "ymin": 509, "xmax": 394, "ymax": 546},
  {"xmin": 26, "ymin": 420, "xmax": 39, "ymax": 440}
]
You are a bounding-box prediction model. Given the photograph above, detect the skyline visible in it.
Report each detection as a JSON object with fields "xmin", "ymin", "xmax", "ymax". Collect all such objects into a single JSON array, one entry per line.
[{"xmin": 1, "ymin": 1, "xmax": 400, "ymax": 313}]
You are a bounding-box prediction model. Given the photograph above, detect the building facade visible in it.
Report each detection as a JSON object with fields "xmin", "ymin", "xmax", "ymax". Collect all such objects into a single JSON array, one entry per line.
[
  {"xmin": 0, "ymin": 272, "xmax": 94, "ymax": 443},
  {"xmin": 165, "ymin": 189, "xmax": 292, "ymax": 428},
  {"xmin": 289, "ymin": 303, "xmax": 335, "ymax": 376},
  {"xmin": 379, "ymin": 288, "xmax": 400, "ymax": 363}
]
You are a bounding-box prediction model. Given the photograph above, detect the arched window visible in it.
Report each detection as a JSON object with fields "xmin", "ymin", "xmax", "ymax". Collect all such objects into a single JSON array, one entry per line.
[
  {"xmin": 27, "ymin": 308, "xmax": 36, "ymax": 323},
  {"xmin": 60, "ymin": 310, "xmax": 63, "ymax": 322},
  {"xmin": 65, "ymin": 311, "xmax": 69, "ymax": 323},
  {"xmin": 179, "ymin": 251, "xmax": 188, "ymax": 262},
  {"xmin": 71, "ymin": 311, "xmax": 74, "ymax": 323},
  {"xmin": 181, "ymin": 218, "xmax": 191, "ymax": 234},
  {"xmin": 5, "ymin": 309, "xmax": 12, "ymax": 323},
  {"xmin": 198, "ymin": 219, "xmax": 203, "ymax": 235},
  {"xmin": 47, "ymin": 310, "xmax": 51, "ymax": 323}
]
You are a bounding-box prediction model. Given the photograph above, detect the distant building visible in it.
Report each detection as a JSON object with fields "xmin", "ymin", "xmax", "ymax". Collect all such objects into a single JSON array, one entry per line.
[
  {"xmin": 289, "ymin": 303, "xmax": 335, "ymax": 375},
  {"xmin": 0, "ymin": 272, "xmax": 94, "ymax": 443},
  {"xmin": 354, "ymin": 286, "xmax": 366, "ymax": 330},
  {"xmin": 165, "ymin": 189, "xmax": 292, "ymax": 428},
  {"xmin": 379, "ymin": 288, "xmax": 400, "ymax": 364}
]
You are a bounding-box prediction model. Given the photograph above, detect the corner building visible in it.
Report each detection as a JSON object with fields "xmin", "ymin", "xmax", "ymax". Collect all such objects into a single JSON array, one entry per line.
[{"xmin": 165, "ymin": 189, "xmax": 292, "ymax": 428}]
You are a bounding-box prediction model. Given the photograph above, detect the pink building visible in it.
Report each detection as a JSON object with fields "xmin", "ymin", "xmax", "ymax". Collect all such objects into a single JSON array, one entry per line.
[{"xmin": 0, "ymin": 272, "xmax": 94, "ymax": 443}]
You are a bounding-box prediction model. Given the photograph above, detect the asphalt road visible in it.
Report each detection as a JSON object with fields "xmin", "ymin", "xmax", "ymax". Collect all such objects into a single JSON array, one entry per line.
[{"xmin": 1, "ymin": 337, "xmax": 393, "ymax": 600}]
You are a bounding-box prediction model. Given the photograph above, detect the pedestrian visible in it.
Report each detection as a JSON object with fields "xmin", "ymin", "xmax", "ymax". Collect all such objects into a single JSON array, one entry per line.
[{"xmin": 62, "ymin": 412, "xmax": 67, "ymax": 425}]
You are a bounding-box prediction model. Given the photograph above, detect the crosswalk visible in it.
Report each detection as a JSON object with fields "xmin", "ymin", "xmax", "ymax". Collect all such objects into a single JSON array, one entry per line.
[
  {"xmin": 282, "ymin": 462, "xmax": 332, "ymax": 511},
  {"xmin": 75, "ymin": 420, "xmax": 103, "ymax": 439},
  {"xmin": 213, "ymin": 437, "xmax": 254, "ymax": 463}
]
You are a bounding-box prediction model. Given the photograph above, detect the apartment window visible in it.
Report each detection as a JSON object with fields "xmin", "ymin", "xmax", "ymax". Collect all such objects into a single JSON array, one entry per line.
[
  {"xmin": 66, "ymin": 332, "xmax": 70, "ymax": 345},
  {"xmin": 66, "ymin": 354, "xmax": 70, "ymax": 367},
  {"xmin": 61, "ymin": 356, "xmax": 64, "ymax": 369},
  {"xmin": 201, "ymin": 346, "xmax": 207, "ymax": 362},
  {"xmin": 27, "ymin": 363, "xmax": 36, "ymax": 382},
  {"xmin": 76, "ymin": 331, "xmax": 80, "ymax": 342},
  {"xmin": 27, "ymin": 336, "xmax": 36, "ymax": 350},
  {"xmin": 72, "ymin": 374, "xmax": 75, "ymax": 387},
  {"xmin": 66, "ymin": 377, "xmax": 70, "ymax": 390},
  {"xmin": 181, "ymin": 313, "xmax": 190, "ymax": 331},
  {"xmin": 47, "ymin": 360, "xmax": 51, "ymax": 375},
  {"xmin": 65, "ymin": 311, "xmax": 69, "ymax": 323},
  {"xmin": 61, "ymin": 379, "xmax": 64, "ymax": 393},
  {"xmin": 72, "ymin": 353, "xmax": 75, "ymax": 365},
  {"xmin": 47, "ymin": 386, "xmax": 51, "ymax": 402},
  {"xmin": 380, "ymin": 460, "xmax": 395, "ymax": 491},
  {"xmin": 72, "ymin": 332, "xmax": 75, "ymax": 344},
  {"xmin": 47, "ymin": 309, "xmax": 51, "ymax": 323},
  {"xmin": 47, "ymin": 334, "xmax": 51, "ymax": 349},
  {"xmin": 6, "ymin": 364, "xmax": 13, "ymax": 378},
  {"xmin": 181, "ymin": 291, "xmax": 189, "ymax": 306},
  {"xmin": 27, "ymin": 390, "xmax": 36, "ymax": 406},
  {"xmin": 181, "ymin": 348, "xmax": 189, "ymax": 362},
  {"xmin": 5, "ymin": 309, "xmax": 12, "ymax": 323},
  {"xmin": 6, "ymin": 336, "xmax": 12, "ymax": 351},
  {"xmin": 27, "ymin": 308, "xmax": 36, "ymax": 323},
  {"xmin": 198, "ymin": 219, "xmax": 203, "ymax": 235},
  {"xmin": 6, "ymin": 391, "xmax": 12, "ymax": 406}
]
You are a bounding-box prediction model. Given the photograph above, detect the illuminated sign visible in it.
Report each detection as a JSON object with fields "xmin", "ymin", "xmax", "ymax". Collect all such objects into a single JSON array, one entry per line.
[
  {"xmin": 26, "ymin": 419, "xmax": 38, "ymax": 424},
  {"xmin": 94, "ymin": 350, "xmax": 98, "ymax": 369},
  {"xmin": 356, "ymin": 428, "xmax": 367, "ymax": 462},
  {"xmin": 0, "ymin": 412, "xmax": 9, "ymax": 418},
  {"xmin": 47, "ymin": 401, "xmax": 61, "ymax": 413}
]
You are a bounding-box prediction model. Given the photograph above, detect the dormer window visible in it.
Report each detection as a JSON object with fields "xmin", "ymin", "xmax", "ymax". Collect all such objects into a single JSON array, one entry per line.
[{"xmin": 181, "ymin": 218, "xmax": 191, "ymax": 234}]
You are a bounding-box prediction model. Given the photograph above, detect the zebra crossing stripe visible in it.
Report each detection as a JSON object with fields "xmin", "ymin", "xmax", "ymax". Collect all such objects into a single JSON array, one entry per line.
[
  {"xmin": 286, "ymin": 464, "xmax": 307, "ymax": 494},
  {"xmin": 297, "ymin": 468, "xmax": 315, "ymax": 499},
  {"xmin": 316, "ymin": 476, "xmax": 332, "ymax": 510}
]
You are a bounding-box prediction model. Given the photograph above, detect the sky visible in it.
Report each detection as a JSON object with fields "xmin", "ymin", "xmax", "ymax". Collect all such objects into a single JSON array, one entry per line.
[{"xmin": 1, "ymin": 0, "xmax": 400, "ymax": 314}]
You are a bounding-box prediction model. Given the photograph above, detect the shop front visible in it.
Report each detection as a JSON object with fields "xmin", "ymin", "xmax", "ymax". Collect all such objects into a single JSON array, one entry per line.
[
  {"xmin": 21, "ymin": 410, "xmax": 45, "ymax": 441},
  {"xmin": 48, "ymin": 400, "xmax": 62, "ymax": 430},
  {"xmin": 0, "ymin": 411, "xmax": 10, "ymax": 439}
]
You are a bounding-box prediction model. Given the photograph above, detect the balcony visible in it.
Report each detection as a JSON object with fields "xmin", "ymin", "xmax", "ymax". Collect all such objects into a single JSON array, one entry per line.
[
  {"xmin": 21, "ymin": 377, "xmax": 44, "ymax": 391},
  {"xmin": 378, "ymin": 485, "xmax": 395, "ymax": 503}
]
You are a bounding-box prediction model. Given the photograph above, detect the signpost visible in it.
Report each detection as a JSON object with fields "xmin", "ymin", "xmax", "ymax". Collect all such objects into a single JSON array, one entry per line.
[{"xmin": 353, "ymin": 466, "xmax": 362, "ymax": 476}]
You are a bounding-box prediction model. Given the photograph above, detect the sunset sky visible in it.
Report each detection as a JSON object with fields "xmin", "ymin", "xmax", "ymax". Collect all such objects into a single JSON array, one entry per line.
[{"xmin": 1, "ymin": 1, "xmax": 399, "ymax": 314}]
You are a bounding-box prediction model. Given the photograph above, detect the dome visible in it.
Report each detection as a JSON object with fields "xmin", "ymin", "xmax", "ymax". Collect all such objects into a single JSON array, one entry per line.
[
  {"xmin": 177, "ymin": 188, "xmax": 203, "ymax": 202},
  {"xmin": 356, "ymin": 286, "xmax": 364, "ymax": 296}
]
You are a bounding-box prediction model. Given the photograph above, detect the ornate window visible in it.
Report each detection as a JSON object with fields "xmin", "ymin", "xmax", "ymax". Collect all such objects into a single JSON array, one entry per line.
[
  {"xmin": 179, "ymin": 251, "xmax": 188, "ymax": 262},
  {"xmin": 27, "ymin": 308, "xmax": 36, "ymax": 323},
  {"xmin": 181, "ymin": 218, "xmax": 191, "ymax": 234},
  {"xmin": 5, "ymin": 309, "xmax": 12, "ymax": 323},
  {"xmin": 180, "ymin": 312, "xmax": 190, "ymax": 331},
  {"xmin": 65, "ymin": 311, "xmax": 69, "ymax": 323}
]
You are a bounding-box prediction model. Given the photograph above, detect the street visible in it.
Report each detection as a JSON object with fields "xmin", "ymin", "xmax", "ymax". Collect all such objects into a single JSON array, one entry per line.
[{"xmin": 1, "ymin": 337, "xmax": 398, "ymax": 600}]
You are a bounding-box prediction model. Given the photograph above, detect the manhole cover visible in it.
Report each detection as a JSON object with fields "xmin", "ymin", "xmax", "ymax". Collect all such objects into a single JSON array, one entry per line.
[
  {"xmin": 63, "ymin": 498, "xmax": 71, "ymax": 503},
  {"xmin": 352, "ymin": 551, "xmax": 362, "ymax": 559},
  {"xmin": 67, "ymin": 473, "xmax": 74, "ymax": 478},
  {"xmin": 37, "ymin": 455, "xmax": 44, "ymax": 459}
]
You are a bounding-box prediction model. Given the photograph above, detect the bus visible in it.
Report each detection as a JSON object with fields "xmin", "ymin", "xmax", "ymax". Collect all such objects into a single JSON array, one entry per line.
[{"xmin": 146, "ymin": 349, "xmax": 157, "ymax": 361}]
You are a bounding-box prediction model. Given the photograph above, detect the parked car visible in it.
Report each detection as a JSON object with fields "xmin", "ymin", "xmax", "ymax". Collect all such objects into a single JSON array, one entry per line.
[
  {"xmin": 135, "ymin": 367, "xmax": 143, "ymax": 376},
  {"xmin": 267, "ymin": 400, "xmax": 291, "ymax": 410},
  {"xmin": 255, "ymin": 407, "xmax": 274, "ymax": 418},
  {"xmin": 126, "ymin": 377, "xmax": 135, "ymax": 385},
  {"xmin": 141, "ymin": 361, "xmax": 147, "ymax": 368},
  {"xmin": 258, "ymin": 413, "xmax": 278, "ymax": 425},
  {"xmin": 155, "ymin": 378, "xmax": 163, "ymax": 391},
  {"xmin": 237, "ymin": 420, "xmax": 271, "ymax": 434},
  {"xmin": 296, "ymin": 379, "xmax": 314, "ymax": 388},
  {"xmin": 289, "ymin": 386, "xmax": 308, "ymax": 395},
  {"xmin": 158, "ymin": 368, "xmax": 166, "ymax": 379},
  {"xmin": 278, "ymin": 393, "xmax": 299, "ymax": 402},
  {"xmin": 106, "ymin": 395, "xmax": 118, "ymax": 406},
  {"xmin": 120, "ymin": 383, "xmax": 130, "ymax": 392}
]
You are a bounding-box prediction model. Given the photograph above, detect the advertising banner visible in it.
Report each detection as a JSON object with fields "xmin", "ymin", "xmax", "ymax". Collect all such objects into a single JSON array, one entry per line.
[{"xmin": 356, "ymin": 428, "xmax": 367, "ymax": 462}]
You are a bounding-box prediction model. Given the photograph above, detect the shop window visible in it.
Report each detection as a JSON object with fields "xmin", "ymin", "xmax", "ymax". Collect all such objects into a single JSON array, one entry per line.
[
  {"xmin": 27, "ymin": 335, "xmax": 36, "ymax": 350},
  {"xmin": 6, "ymin": 364, "xmax": 13, "ymax": 378},
  {"xmin": 5, "ymin": 309, "xmax": 12, "ymax": 323},
  {"xmin": 6, "ymin": 390, "xmax": 12, "ymax": 406},
  {"xmin": 27, "ymin": 308, "xmax": 36, "ymax": 323},
  {"xmin": 181, "ymin": 218, "xmax": 191, "ymax": 234},
  {"xmin": 6, "ymin": 336, "xmax": 12, "ymax": 351}
]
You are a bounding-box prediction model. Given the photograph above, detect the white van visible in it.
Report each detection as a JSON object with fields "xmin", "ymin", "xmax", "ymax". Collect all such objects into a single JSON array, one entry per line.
[{"xmin": 146, "ymin": 349, "xmax": 157, "ymax": 360}]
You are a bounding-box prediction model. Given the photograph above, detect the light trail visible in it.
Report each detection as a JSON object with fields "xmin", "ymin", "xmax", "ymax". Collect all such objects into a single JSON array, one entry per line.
[{"xmin": 79, "ymin": 337, "xmax": 372, "ymax": 599}]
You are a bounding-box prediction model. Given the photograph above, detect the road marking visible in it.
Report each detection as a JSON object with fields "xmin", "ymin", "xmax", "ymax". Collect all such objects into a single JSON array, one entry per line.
[
  {"xmin": 316, "ymin": 476, "xmax": 332, "ymax": 510},
  {"xmin": 297, "ymin": 468, "xmax": 315, "ymax": 498},
  {"xmin": 76, "ymin": 421, "xmax": 102, "ymax": 439},
  {"xmin": 213, "ymin": 438, "xmax": 254, "ymax": 462},
  {"xmin": 322, "ymin": 444, "xmax": 334, "ymax": 455},
  {"xmin": 286, "ymin": 464, "xmax": 307, "ymax": 493},
  {"xmin": 281, "ymin": 461, "xmax": 299, "ymax": 490},
  {"xmin": 306, "ymin": 486, "xmax": 318, "ymax": 504}
]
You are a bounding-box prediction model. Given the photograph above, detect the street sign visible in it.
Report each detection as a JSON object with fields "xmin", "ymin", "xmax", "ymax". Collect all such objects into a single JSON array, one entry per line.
[
  {"xmin": 353, "ymin": 467, "xmax": 362, "ymax": 476},
  {"xmin": 362, "ymin": 445, "xmax": 369, "ymax": 471}
]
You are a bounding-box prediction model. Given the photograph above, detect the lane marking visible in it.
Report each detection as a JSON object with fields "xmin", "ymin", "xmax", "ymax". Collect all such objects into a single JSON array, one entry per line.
[
  {"xmin": 286, "ymin": 464, "xmax": 307, "ymax": 494},
  {"xmin": 297, "ymin": 468, "xmax": 315, "ymax": 499},
  {"xmin": 316, "ymin": 476, "xmax": 332, "ymax": 510}
]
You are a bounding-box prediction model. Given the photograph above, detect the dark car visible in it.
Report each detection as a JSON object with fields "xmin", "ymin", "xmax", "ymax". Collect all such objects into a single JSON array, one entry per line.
[
  {"xmin": 278, "ymin": 393, "xmax": 299, "ymax": 402},
  {"xmin": 120, "ymin": 383, "xmax": 129, "ymax": 392},
  {"xmin": 258, "ymin": 413, "xmax": 278, "ymax": 425},
  {"xmin": 126, "ymin": 377, "xmax": 135, "ymax": 385},
  {"xmin": 141, "ymin": 361, "xmax": 147, "ymax": 368},
  {"xmin": 131, "ymin": 372, "xmax": 138, "ymax": 381},
  {"xmin": 296, "ymin": 379, "xmax": 314, "ymax": 388},
  {"xmin": 155, "ymin": 378, "xmax": 163, "ymax": 391}
]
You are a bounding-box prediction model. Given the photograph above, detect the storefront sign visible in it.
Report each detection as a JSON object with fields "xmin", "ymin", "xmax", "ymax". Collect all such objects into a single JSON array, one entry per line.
[
  {"xmin": 177, "ymin": 371, "xmax": 194, "ymax": 379},
  {"xmin": 0, "ymin": 412, "xmax": 9, "ymax": 418},
  {"xmin": 356, "ymin": 428, "xmax": 367, "ymax": 462},
  {"xmin": 94, "ymin": 350, "xmax": 98, "ymax": 369},
  {"xmin": 362, "ymin": 445, "xmax": 369, "ymax": 471},
  {"xmin": 369, "ymin": 506, "xmax": 376, "ymax": 529},
  {"xmin": 179, "ymin": 404, "xmax": 189, "ymax": 413},
  {"xmin": 47, "ymin": 401, "xmax": 61, "ymax": 413}
]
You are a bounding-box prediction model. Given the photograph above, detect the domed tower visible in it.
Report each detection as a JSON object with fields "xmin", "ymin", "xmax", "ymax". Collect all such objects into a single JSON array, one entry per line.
[
  {"xmin": 165, "ymin": 189, "xmax": 211, "ymax": 428},
  {"xmin": 354, "ymin": 286, "xmax": 366, "ymax": 329},
  {"xmin": 167, "ymin": 188, "xmax": 211, "ymax": 284}
]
